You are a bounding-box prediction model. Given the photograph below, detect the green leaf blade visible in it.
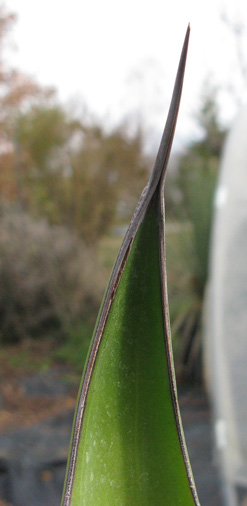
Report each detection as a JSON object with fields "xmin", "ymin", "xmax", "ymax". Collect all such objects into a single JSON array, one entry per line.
[
  {"xmin": 69, "ymin": 197, "xmax": 197, "ymax": 506},
  {"xmin": 62, "ymin": 25, "xmax": 200, "ymax": 506}
]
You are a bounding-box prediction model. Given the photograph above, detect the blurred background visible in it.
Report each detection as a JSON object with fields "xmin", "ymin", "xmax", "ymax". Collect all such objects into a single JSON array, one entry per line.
[{"xmin": 0, "ymin": 1, "xmax": 247, "ymax": 505}]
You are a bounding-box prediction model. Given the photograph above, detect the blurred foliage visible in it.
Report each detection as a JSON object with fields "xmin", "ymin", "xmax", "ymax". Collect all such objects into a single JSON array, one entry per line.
[
  {"xmin": 17, "ymin": 110, "xmax": 149, "ymax": 243},
  {"xmin": 167, "ymin": 88, "xmax": 227, "ymax": 382},
  {"xmin": 0, "ymin": 206, "xmax": 103, "ymax": 343},
  {"xmin": 0, "ymin": 5, "xmax": 48, "ymax": 202},
  {"xmin": 4, "ymin": 101, "xmax": 150, "ymax": 245},
  {"xmin": 0, "ymin": 5, "xmax": 150, "ymax": 352},
  {"xmin": 0, "ymin": 5, "xmax": 150, "ymax": 246},
  {"xmin": 179, "ymin": 88, "xmax": 226, "ymax": 289},
  {"xmin": 55, "ymin": 322, "xmax": 94, "ymax": 370}
]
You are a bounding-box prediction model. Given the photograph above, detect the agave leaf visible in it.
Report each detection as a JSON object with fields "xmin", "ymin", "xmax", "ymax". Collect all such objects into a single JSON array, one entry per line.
[{"xmin": 62, "ymin": 25, "xmax": 200, "ymax": 506}]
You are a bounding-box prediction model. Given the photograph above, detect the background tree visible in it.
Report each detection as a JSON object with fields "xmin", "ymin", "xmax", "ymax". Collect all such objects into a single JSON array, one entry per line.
[
  {"xmin": 15, "ymin": 108, "xmax": 149, "ymax": 243},
  {"xmin": 0, "ymin": 4, "xmax": 150, "ymax": 245},
  {"xmin": 64, "ymin": 124, "xmax": 148, "ymax": 243},
  {"xmin": 0, "ymin": 4, "xmax": 45, "ymax": 204}
]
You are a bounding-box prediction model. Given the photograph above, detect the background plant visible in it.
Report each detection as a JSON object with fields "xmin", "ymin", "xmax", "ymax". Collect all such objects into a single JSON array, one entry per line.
[
  {"xmin": 0, "ymin": 207, "xmax": 103, "ymax": 343},
  {"xmin": 166, "ymin": 88, "xmax": 227, "ymax": 382}
]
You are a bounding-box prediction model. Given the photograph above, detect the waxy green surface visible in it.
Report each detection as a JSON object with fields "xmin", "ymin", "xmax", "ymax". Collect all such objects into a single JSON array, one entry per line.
[
  {"xmin": 62, "ymin": 25, "xmax": 200, "ymax": 506},
  {"xmin": 67, "ymin": 200, "xmax": 196, "ymax": 506}
]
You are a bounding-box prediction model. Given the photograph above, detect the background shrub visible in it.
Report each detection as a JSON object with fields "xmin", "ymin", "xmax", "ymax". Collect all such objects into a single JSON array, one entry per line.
[{"xmin": 0, "ymin": 207, "xmax": 103, "ymax": 343}]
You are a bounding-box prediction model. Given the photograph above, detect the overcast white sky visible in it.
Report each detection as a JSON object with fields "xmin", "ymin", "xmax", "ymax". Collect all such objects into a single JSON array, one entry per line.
[{"xmin": 5, "ymin": 0, "xmax": 247, "ymax": 150}]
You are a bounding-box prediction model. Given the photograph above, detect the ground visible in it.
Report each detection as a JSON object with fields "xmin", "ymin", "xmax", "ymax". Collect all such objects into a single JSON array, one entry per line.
[
  {"xmin": 0, "ymin": 339, "xmax": 78, "ymax": 433},
  {"xmin": 0, "ymin": 339, "xmax": 224, "ymax": 506}
]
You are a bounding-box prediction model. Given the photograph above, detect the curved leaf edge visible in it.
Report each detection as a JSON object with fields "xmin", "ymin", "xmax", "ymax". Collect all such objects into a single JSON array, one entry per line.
[{"xmin": 62, "ymin": 24, "xmax": 200, "ymax": 506}]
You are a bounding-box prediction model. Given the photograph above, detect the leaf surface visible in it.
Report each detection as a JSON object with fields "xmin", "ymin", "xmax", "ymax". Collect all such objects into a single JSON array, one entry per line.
[{"xmin": 62, "ymin": 25, "xmax": 200, "ymax": 506}]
